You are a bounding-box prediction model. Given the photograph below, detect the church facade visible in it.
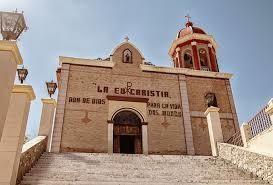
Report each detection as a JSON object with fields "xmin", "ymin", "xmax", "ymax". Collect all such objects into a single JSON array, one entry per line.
[{"xmin": 50, "ymin": 20, "xmax": 239, "ymax": 156}]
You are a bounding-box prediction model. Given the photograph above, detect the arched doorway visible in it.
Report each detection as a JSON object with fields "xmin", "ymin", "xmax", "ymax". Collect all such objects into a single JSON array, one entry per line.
[{"xmin": 112, "ymin": 110, "xmax": 142, "ymax": 154}]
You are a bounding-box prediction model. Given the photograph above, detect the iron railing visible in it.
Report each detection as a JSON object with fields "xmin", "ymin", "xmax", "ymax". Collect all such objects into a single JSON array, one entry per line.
[
  {"xmin": 226, "ymin": 131, "xmax": 243, "ymax": 147},
  {"xmin": 201, "ymin": 66, "xmax": 210, "ymax": 71},
  {"xmin": 248, "ymin": 105, "xmax": 272, "ymax": 137}
]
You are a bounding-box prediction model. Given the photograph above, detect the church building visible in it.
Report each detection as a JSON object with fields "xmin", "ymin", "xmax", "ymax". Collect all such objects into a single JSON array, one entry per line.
[{"xmin": 50, "ymin": 19, "xmax": 239, "ymax": 156}]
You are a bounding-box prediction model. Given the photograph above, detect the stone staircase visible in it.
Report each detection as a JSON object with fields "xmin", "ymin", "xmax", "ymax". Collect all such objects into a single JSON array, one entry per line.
[{"xmin": 20, "ymin": 152, "xmax": 269, "ymax": 185}]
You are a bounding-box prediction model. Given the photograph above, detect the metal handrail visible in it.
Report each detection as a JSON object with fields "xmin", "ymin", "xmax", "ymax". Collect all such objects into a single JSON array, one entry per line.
[{"xmin": 226, "ymin": 131, "xmax": 243, "ymax": 146}]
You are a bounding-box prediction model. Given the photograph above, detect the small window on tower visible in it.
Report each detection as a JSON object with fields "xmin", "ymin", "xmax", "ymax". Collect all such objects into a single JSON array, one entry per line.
[
  {"xmin": 183, "ymin": 51, "xmax": 193, "ymax": 69},
  {"xmin": 123, "ymin": 49, "xmax": 132, "ymax": 63},
  {"xmin": 205, "ymin": 93, "xmax": 218, "ymax": 107}
]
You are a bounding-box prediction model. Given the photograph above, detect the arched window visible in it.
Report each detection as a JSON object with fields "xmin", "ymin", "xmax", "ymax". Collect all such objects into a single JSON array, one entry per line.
[
  {"xmin": 199, "ymin": 48, "xmax": 209, "ymax": 70},
  {"xmin": 183, "ymin": 50, "xmax": 193, "ymax": 69},
  {"xmin": 205, "ymin": 93, "xmax": 218, "ymax": 107},
  {"xmin": 123, "ymin": 49, "xmax": 132, "ymax": 63}
]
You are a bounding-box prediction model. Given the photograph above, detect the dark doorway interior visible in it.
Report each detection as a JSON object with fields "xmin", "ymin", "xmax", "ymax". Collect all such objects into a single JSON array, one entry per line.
[{"xmin": 120, "ymin": 135, "xmax": 135, "ymax": 154}]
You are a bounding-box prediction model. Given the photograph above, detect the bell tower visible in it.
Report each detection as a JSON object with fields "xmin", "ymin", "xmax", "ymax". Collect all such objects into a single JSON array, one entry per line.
[{"xmin": 169, "ymin": 16, "xmax": 219, "ymax": 72}]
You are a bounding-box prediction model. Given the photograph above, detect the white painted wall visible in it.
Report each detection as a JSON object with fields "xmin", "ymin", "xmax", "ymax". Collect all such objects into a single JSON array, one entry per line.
[{"xmin": 247, "ymin": 126, "xmax": 273, "ymax": 157}]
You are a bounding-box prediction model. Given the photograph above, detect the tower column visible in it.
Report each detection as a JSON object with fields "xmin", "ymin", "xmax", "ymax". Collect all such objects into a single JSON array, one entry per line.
[
  {"xmin": 208, "ymin": 44, "xmax": 217, "ymax": 72},
  {"xmin": 191, "ymin": 41, "xmax": 200, "ymax": 70},
  {"xmin": 176, "ymin": 47, "xmax": 183, "ymax": 68}
]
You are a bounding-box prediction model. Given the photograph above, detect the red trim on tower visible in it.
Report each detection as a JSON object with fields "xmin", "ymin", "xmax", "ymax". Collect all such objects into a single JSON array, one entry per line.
[
  {"xmin": 192, "ymin": 44, "xmax": 200, "ymax": 70},
  {"xmin": 208, "ymin": 46, "xmax": 217, "ymax": 72},
  {"xmin": 176, "ymin": 39, "xmax": 209, "ymax": 49},
  {"xmin": 177, "ymin": 40, "xmax": 192, "ymax": 49},
  {"xmin": 175, "ymin": 58, "xmax": 179, "ymax": 68},
  {"xmin": 177, "ymin": 50, "xmax": 183, "ymax": 68}
]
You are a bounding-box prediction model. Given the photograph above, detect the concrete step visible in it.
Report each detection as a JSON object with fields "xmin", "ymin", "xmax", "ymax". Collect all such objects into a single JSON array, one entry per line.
[{"xmin": 20, "ymin": 152, "xmax": 269, "ymax": 185}]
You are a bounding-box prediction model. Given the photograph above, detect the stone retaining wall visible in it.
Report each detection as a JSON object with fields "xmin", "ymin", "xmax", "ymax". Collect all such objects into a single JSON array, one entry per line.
[
  {"xmin": 218, "ymin": 142, "xmax": 273, "ymax": 184},
  {"xmin": 16, "ymin": 136, "xmax": 47, "ymax": 184}
]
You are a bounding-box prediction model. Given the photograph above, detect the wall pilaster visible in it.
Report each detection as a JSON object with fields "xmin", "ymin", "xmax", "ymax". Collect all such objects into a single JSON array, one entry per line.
[
  {"xmin": 142, "ymin": 123, "xmax": 148, "ymax": 155},
  {"xmin": 107, "ymin": 121, "xmax": 113, "ymax": 154},
  {"xmin": 225, "ymin": 80, "xmax": 240, "ymax": 132},
  {"xmin": 51, "ymin": 64, "xmax": 70, "ymax": 153},
  {"xmin": 179, "ymin": 75, "xmax": 195, "ymax": 155}
]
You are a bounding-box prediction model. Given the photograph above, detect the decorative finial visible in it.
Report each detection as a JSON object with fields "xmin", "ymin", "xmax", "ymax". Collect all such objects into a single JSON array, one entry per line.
[{"xmin": 124, "ymin": 36, "xmax": 129, "ymax": 42}]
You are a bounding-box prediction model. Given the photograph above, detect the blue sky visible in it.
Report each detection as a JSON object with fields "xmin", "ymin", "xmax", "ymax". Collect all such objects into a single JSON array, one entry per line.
[{"xmin": 1, "ymin": 0, "xmax": 273, "ymax": 138}]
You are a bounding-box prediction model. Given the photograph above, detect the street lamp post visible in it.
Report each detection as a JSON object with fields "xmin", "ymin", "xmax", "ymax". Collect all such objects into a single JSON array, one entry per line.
[{"xmin": 0, "ymin": 10, "xmax": 27, "ymax": 151}]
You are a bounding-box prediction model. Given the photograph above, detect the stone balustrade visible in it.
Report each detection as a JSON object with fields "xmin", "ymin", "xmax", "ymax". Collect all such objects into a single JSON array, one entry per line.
[
  {"xmin": 218, "ymin": 142, "xmax": 273, "ymax": 184},
  {"xmin": 16, "ymin": 136, "xmax": 47, "ymax": 184}
]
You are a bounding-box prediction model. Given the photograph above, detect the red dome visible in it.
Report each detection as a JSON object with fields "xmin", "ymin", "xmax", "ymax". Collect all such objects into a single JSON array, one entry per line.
[{"xmin": 177, "ymin": 22, "xmax": 206, "ymax": 39}]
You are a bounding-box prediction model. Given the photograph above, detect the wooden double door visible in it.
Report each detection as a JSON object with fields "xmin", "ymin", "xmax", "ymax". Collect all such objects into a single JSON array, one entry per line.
[
  {"xmin": 112, "ymin": 110, "xmax": 143, "ymax": 154},
  {"xmin": 113, "ymin": 124, "xmax": 142, "ymax": 154}
]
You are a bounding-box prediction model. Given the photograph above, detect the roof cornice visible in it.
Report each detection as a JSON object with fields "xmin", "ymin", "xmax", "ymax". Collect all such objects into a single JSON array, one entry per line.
[
  {"xmin": 168, "ymin": 33, "xmax": 218, "ymax": 57},
  {"xmin": 59, "ymin": 56, "xmax": 114, "ymax": 68},
  {"xmin": 140, "ymin": 64, "xmax": 232, "ymax": 79}
]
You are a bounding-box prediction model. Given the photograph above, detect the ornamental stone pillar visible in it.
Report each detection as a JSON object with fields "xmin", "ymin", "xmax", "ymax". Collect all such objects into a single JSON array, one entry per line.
[
  {"xmin": 107, "ymin": 121, "xmax": 113, "ymax": 154},
  {"xmin": 204, "ymin": 106, "xmax": 223, "ymax": 156},
  {"xmin": 38, "ymin": 98, "xmax": 57, "ymax": 152},
  {"xmin": 240, "ymin": 122, "xmax": 252, "ymax": 147},
  {"xmin": 0, "ymin": 41, "xmax": 23, "ymax": 140},
  {"xmin": 142, "ymin": 122, "xmax": 148, "ymax": 155},
  {"xmin": 265, "ymin": 98, "xmax": 273, "ymax": 123},
  {"xmin": 0, "ymin": 84, "xmax": 35, "ymax": 185}
]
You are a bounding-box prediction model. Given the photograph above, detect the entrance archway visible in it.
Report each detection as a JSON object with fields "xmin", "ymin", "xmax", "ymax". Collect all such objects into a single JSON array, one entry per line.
[{"xmin": 112, "ymin": 110, "xmax": 142, "ymax": 154}]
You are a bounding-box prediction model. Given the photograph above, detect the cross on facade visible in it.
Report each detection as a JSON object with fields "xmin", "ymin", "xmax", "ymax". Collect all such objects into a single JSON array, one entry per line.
[
  {"xmin": 185, "ymin": 14, "xmax": 191, "ymax": 22},
  {"xmin": 125, "ymin": 36, "xmax": 129, "ymax": 42}
]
